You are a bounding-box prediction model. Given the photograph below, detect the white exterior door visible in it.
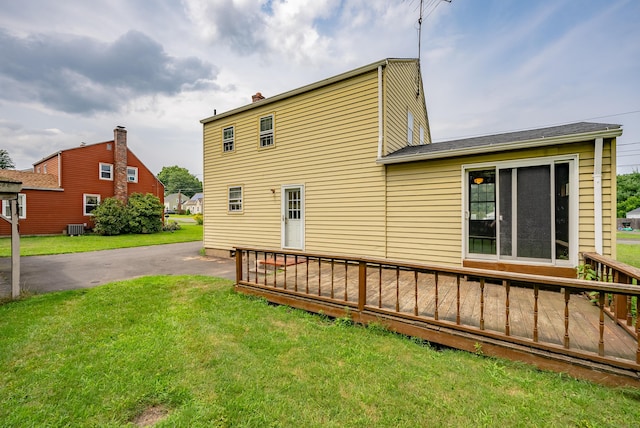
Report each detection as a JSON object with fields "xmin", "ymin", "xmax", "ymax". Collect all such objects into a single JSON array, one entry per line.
[{"xmin": 282, "ymin": 185, "xmax": 304, "ymax": 249}]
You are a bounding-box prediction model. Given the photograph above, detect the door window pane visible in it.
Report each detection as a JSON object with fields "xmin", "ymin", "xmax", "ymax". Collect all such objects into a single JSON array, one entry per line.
[{"xmin": 468, "ymin": 170, "xmax": 496, "ymax": 255}]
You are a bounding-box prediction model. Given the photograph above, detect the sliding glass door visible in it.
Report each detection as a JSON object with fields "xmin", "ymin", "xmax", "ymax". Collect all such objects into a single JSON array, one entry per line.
[{"xmin": 466, "ymin": 158, "xmax": 573, "ymax": 264}]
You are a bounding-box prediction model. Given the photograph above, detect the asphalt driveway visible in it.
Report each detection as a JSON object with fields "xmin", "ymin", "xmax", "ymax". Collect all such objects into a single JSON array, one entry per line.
[{"xmin": 0, "ymin": 242, "xmax": 236, "ymax": 297}]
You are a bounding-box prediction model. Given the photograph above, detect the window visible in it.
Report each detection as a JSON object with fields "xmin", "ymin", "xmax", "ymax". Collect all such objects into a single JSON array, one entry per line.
[
  {"xmin": 419, "ymin": 126, "xmax": 425, "ymax": 145},
  {"xmin": 84, "ymin": 194, "xmax": 100, "ymax": 215},
  {"xmin": 223, "ymin": 126, "xmax": 235, "ymax": 152},
  {"xmin": 228, "ymin": 186, "xmax": 243, "ymax": 212},
  {"xmin": 259, "ymin": 115, "xmax": 274, "ymax": 148},
  {"xmin": 465, "ymin": 156, "xmax": 575, "ymax": 264},
  {"xmin": 407, "ymin": 111, "xmax": 414, "ymax": 145},
  {"xmin": 127, "ymin": 166, "xmax": 138, "ymax": 183},
  {"xmin": 2, "ymin": 194, "xmax": 26, "ymax": 219},
  {"xmin": 99, "ymin": 163, "xmax": 113, "ymax": 180}
]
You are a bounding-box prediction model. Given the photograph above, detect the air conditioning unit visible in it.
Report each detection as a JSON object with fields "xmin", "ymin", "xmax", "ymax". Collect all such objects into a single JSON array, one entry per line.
[
  {"xmin": 67, "ymin": 224, "xmax": 85, "ymax": 236},
  {"xmin": 128, "ymin": 176, "xmax": 135, "ymax": 182}
]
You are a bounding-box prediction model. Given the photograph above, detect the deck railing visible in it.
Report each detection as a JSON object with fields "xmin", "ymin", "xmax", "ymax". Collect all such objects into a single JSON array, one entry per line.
[
  {"xmin": 235, "ymin": 247, "xmax": 640, "ymax": 376},
  {"xmin": 582, "ymin": 252, "xmax": 640, "ymax": 337}
]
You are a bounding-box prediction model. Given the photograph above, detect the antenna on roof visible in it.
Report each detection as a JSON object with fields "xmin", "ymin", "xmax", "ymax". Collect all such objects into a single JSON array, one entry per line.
[{"xmin": 416, "ymin": 0, "xmax": 452, "ymax": 97}]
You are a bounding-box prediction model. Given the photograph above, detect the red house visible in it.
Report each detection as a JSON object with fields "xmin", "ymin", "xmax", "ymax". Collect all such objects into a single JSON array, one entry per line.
[{"xmin": 0, "ymin": 127, "xmax": 164, "ymax": 236}]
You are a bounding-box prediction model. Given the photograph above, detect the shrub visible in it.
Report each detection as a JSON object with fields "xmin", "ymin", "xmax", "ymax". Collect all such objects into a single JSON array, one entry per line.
[
  {"xmin": 127, "ymin": 193, "xmax": 164, "ymax": 234},
  {"xmin": 92, "ymin": 198, "xmax": 129, "ymax": 236},
  {"xmin": 162, "ymin": 220, "xmax": 182, "ymax": 232},
  {"xmin": 92, "ymin": 193, "xmax": 163, "ymax": 236},
  {"xmin": 193, "ymin": 213, "xmax": 203, "ymax": 225}
]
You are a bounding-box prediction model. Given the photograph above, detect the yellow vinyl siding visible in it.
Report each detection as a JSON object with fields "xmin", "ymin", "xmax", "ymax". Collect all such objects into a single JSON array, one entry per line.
[
  {"xmin": 385, "ymin": 140, "xmax": 615, "ymax": 266},
  {"xmin": 203, "ymin": 69, "xmax": 386, "ymax": 256},
  {"xmin": 384, "ymin": 61, "xmax": 431, "ymax": 155}
]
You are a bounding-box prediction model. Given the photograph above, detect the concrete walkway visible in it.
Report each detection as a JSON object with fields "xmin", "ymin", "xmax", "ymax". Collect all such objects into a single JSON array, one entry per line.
[{"xmin": 0, "ymin": 242, "xmax": 235, "ymax": 298}]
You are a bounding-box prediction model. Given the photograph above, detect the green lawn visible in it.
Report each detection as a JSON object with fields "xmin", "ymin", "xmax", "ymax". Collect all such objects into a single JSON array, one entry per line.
[
  {"xmin": 0, "ymin": 276, "xmax": 637, "ymax": 427},
  {"xmin": 0, "ymin": 223, "xmax": 202, "ymax": 257}
]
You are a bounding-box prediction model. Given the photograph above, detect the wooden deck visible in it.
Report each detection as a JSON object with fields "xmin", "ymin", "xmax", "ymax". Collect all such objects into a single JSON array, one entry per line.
[{"xmin": 236, "ymin": 249, "xmax": 640, "ymax": 386}]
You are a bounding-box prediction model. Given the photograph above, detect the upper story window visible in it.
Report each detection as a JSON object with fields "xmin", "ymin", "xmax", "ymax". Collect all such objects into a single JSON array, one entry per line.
[
  {"xmin": 419, "ymin": 126, "xmax": 425, "ymax": 145},
  {"xmin": 2, "ymin": 194, "xmax": 26, "ymax": 219},
  {"xmin": 407, "ymin": 111, "xmax": 414, "ymax": 145},
  {"xmin": 127, "ymin": 166, "xmax": 138, "ymax": 183},
  {"xmin": 223, "ymin": 126, "xmax": 235, "ymax": 152},
  {"xmin": 100, "ymin": 163, "xmax": 113, "ymax": 180},
  {"xmin": 228, "ymin": 186, "xmax": 243, "ymax": 213},
  {"xmin": 84, "ymin": 194, "xmax": 100, "ymax": 216},
  {"xmin": 259, "ymin": 115, "xmax": 274, "ymax": 148}
]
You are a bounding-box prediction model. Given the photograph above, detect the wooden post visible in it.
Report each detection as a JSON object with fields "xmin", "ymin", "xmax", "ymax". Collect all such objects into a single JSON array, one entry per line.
[
  {"xmin": 11, "ymin": 199, "xmax": 20, "ymax": 299},
  {"xmin": 358, "ymin": 261, "xmax": 366, "ymax": 312},
  {"xmin": 235, "ymin": 249, "xmax": 243, "ymax": 284}
]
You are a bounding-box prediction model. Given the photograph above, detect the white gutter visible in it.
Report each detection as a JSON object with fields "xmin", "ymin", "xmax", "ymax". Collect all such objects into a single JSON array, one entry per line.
[
  {"xmin": 593, "ymin": 137, "xmax": 603, "ymax": 254},
  {"xmin": 377, "ymin": 65, "xmax": 383, "ymax": 159},
  {"xmin": 377, "ymin": 128, "xmax": 622, "ymax": 165}
]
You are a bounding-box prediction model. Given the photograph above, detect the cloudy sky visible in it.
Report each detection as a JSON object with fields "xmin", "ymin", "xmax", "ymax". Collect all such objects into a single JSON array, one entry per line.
[{"xmin": 1, "ymin": 0, "xmax": 639, "ymax": 177}]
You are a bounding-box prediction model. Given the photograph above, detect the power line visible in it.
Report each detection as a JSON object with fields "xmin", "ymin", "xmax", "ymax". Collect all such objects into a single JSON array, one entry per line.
[{"xmin": 433, "ymin": 109, "xmax": 640, "ymax": 143}]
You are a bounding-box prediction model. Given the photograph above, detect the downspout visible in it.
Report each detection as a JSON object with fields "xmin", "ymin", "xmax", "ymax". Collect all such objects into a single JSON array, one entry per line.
[
  {"xmin": 377, "ymin": 65, "xmax": 383, "ymax": 159},
  {"xmin": 593, "ymin": 137, "xmax": 603, "ymax": 254},
  {"xmin": 57, "ymin": 153, "xmax": 62, "ymax": 187}
]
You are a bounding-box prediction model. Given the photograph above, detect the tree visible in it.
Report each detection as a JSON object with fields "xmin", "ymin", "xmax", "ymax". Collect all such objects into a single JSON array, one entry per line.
[
  {"xmin": 617, "ymin": 172, "xmax": 640, "ymax": 218},
  {"xmin": 157, "ymin": 165, "xmax": 202, "ymax": 197},
  {"xmin": 0, "ymin": 149, "xmax": 15, "ymax": 169}
]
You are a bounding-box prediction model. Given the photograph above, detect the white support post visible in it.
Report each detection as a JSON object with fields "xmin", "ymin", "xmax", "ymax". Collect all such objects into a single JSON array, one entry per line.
[
  {"xmin": 10, "ymin": 199, "xmax": 20, "ymax": 299},
  {"xmin": 593, "ymin": 137, "xmax": 603, "ymax": 255}
]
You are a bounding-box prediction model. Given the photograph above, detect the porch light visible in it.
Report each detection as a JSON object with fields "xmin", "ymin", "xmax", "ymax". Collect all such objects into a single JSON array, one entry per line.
[{"xmin": 473, "ymin": 177, "xmax": 484, "ymax": 185}]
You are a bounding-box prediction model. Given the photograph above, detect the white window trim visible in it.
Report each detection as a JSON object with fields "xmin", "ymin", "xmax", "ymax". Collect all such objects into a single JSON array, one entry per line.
[
  {"xmin": 259, "ymin": 114, "xmax": 274, "ymax": 148},
  {"xmin": 461, "ymin": 154, "xmax": 579, "ymax": 267},
  {"xmin": 223, "ymin": 126, "xmax": 235, "ymax": 152},
  {"xmin": 127, "ymin": 166, "xmax": 139, "ymax": 183},
  {"xmin": 99, "ymin": 162, "xmax": 113, "ymax": 181},
  {"xmin": 407, "ymin": 111, "xmax": 414, "ymax": 145},
  {"xmin": 2, "ymin": 193, "xmax": 26, "ymax": 219},
  {"xmin": 281, "ymin": 184, "xmax": 305, "ymax": 250},
  {"xmin": 83, "ymin": 194, "xmax": 101, "ymax": 216},
  {"xmin": 228, "ymin": 186, "xmax": 243, "ymax": 213}
]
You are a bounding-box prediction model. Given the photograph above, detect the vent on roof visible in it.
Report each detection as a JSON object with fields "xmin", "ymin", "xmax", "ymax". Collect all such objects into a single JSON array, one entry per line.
[{"xmin": 67, "ymin": 224, "xmax": 85, "ymax": 236}]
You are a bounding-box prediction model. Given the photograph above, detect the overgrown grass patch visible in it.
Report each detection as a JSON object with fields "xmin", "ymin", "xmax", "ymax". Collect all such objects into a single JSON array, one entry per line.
[
  {"xmin": 1, "ymin": 276, "xmax": 638, "ymax": 426},
  {"xmin": 0, "ymin": 223, "xmax": 202, "ymax": 257}
]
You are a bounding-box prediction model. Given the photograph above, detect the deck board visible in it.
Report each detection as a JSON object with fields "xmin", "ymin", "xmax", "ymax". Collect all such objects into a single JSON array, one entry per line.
[{"xmin": 243, "ymin": 255, "xmax": 638, "ymax": 364}]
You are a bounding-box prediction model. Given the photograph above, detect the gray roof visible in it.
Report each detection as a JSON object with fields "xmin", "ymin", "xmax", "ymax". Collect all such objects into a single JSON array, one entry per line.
[
  {"xmin": 627, "ymin": 207, "xmax": 640, "ymax": 216},
  {"xmin": 382, "ymin": 122, "xmax": 622, "ymax": 163}
]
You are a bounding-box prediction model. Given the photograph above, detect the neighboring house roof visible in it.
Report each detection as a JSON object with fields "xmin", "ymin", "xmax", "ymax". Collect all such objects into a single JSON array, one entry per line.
[
  {"xmin": 379, "ymin": 122, "xmax": 623, "ymax": 164},
  {"xmin": 626, "ymin": 207, "xmax": 640, "ymax": 216},
  {"xmin": 33, "ymin": 140, "xmax": 112, "ymax": 166},
  {"xmin": 0, "ymin": 170, "xmax": 60, "ymax": 190},
  {"xmin": 189, "ymin": 192, "xmax": 203, "ymax": 201},
  {"xmin": 165, "ymin": 193, "xmax": 189, "ymax": 202}
]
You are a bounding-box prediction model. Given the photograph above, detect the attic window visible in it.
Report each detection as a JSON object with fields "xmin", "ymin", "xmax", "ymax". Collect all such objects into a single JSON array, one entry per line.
[
  {"xmin": 223, "ymin": 126, "xmax": 234, "ymax": 152},
  {"xmin": 407, "ymin": 111, "xmax": 414, "ymax": 145},
  {"xmin": 259, "ymin": 115, "xmax": 274, "ymax": 148}
]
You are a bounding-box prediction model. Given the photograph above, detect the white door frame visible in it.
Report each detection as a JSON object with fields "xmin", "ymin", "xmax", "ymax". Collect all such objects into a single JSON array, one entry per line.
[{"xmin": 281, "ymin": 184, "xmax": 305, "ymax": 250}]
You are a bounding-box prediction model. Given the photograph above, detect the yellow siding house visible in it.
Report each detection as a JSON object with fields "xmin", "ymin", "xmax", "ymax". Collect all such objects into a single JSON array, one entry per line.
[{"xmin": 201, "ymin": 58, "xmax": 621, "ymax": 278}]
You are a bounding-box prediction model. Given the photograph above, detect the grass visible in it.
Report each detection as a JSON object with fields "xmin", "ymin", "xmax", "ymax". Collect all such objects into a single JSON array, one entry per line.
[
  {"xmin": 0, "ymin": 276, "xmax": 638, "ymax": 427},
  {"xmin": 0, "ymin": 223, "xmax": 202, "ymax": 257}
]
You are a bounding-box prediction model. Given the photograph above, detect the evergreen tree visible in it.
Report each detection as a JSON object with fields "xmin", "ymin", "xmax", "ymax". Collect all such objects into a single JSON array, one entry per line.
[{"xmin": 0, "ymin": 150, "xmax": 15, "ymax": 169}]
